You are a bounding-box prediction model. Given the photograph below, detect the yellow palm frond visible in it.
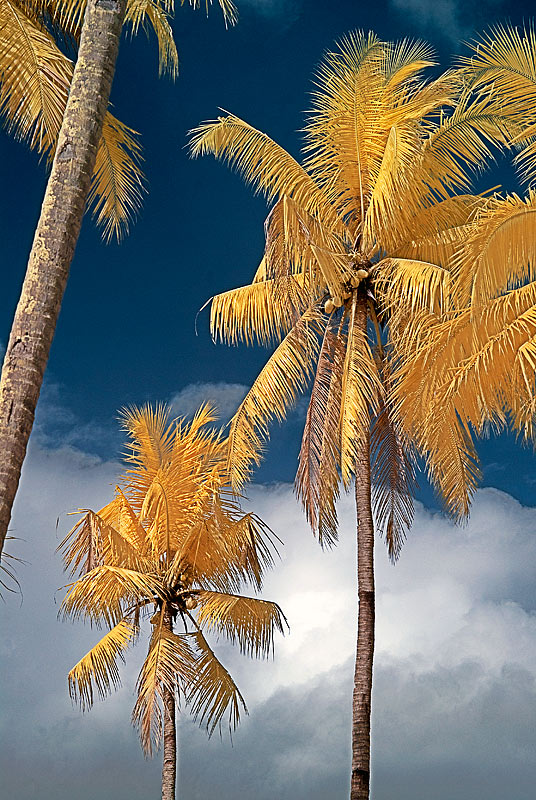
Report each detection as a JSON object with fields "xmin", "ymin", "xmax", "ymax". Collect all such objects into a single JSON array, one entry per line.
[
  {"xmin": 0, "ymin": 0, "xmax": 72, "ymax": 155},
  {"xmin": 421, "ymin": 91, "xmax": 512, "ymax": 195},
  {"xmin": 296, "ymin": 318, "xmax": 344, "ymax": 546},
  {"xmin": 186, "ymin": 629, "xmax": 246, "ymax": 734},
  {"xmin": 376, "ymin": 257, "xmax": 451, "ymax": 318},
  {"xmin": 125, "ymin": 0, "xmax": 178, "ymax": 78},
  {"xmin": 178, "ymin": 511, "xmax": 278, "ymax": 593},
  {"xmin": 189, "ymin": 113, "xmax": 339, "ymax": 227},
  {"xmin": 133, "ymin": 613, "xmax": 199, "ymax": 755},
  {"xmin": 453, "ymin": 191, "xmax": 536, "ymax": 307},
  {"xmin": 60, "ymin": 505, "xmax": 153, "ymax": 576},
  {"xmin": 370, "ymin": 360, "xmax": 416, "ymax": 561},
  {"xmin": 210, "ymin": 274, "xmax": 307, "ymax": 346},
  {"xmin": 225, "ymin": 307, "xmax": 324, "ymax": 489},
  {"xmin": 0, "ymin": 1, "xmax": 146, "ymax": 240},
  {"xmin": 61, "ymin": 565, "xmax": 164, "ymax": 626},
  {"xmin": 340, "ymin": 295, "xmax": 382, "ymax": 485},
  {"xmin": 68, "ymin": 618, "xmax": 136, "ymax": 710},
  {"xmin": 88, "ymin": 113, "xmax": 145, "ymax": 241},
  {"xmin": 195, "ymin": 590, "xmax": 287, "ymax": 658},
  {"xmin": 304, "ymin": 31, "xmax": 386, "ymax": 229}
]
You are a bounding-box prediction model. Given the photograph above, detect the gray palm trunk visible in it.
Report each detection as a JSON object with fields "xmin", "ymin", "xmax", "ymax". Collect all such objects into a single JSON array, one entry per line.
[
  {"xmin": 162, "ymin": 608, "xmax": 178, "ymax": 800},
  {"xmin": 350, "ymin": 290, "xmax": 375, "ymax": 800},
  {"xmin": 0, "ymin": 0, "xmax": 127, "ymax": 557}
]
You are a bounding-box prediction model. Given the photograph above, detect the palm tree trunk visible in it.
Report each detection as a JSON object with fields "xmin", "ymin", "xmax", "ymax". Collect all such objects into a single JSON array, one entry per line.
[
  {"xmin": 350, "ymin": 289, "xmax": 375, "ymax": 800},
  {"xmin": 0, "ymin": 0, "xmax": 127, "ymax": 556},
  {"xmin": 162, "ymin": 609, "xmax": 177, "ymax": 800}
]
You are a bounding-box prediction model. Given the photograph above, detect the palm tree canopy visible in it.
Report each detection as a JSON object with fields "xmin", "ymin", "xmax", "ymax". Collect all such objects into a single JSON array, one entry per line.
[
  {"xmin": 0, "ymin": 0, "xmax": 235, "ymax": 239},
  {"xmin": 60, "ymin": 404, "xmax": 286, "ymax": 756},
  {"xmin": 191, "ymin": 29, "xmax": 536, "ymax": 556}
]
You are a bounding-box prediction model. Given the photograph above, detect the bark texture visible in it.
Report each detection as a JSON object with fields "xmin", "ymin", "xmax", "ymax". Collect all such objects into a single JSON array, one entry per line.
[
  {"xmin": 0, "ymin": 0, "xmax": 127, "ymax": 555},
  {"xmin": 350, "ymin": 289, "xmax": 375, "ymax": 800},
  {"xmin": 161, "ymin": 609, "xmax": 177, "ymax": 800}
]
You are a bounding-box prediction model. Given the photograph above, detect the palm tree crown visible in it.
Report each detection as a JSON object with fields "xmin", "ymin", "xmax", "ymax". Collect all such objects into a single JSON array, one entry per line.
[{"xmin": 60, "ymin": 404, "xmax": 286, "ymax": 758}]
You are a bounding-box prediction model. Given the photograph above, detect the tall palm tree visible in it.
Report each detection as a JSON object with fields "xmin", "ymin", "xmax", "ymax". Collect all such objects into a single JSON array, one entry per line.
[
  {"xmin": 60, "ymin": 404, "xmax": 286, "ymax": 800},
  {"xmin": 190, "ymin": 32, "xmax": 525, "ymax": 799},
  {"xmin": 0, "ymin": 0, "xmax": 236, "ymax": 559}
]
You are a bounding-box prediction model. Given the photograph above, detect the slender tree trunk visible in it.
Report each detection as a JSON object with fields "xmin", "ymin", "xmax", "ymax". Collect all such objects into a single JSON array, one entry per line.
[
  {"xmin": 162, "ymin": 609, "xmax": 177, "ymax": 800},
  {"xmin": 0, "ymin": 0, "xmax": 127, "ymax": 556},
  {"xmin": 350, "ymin": 289, "xmax": 375, "ymax": 800}
]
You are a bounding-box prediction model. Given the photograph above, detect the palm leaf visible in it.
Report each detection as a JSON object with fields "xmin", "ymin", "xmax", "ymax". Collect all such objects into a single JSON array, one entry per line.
[
  {"xmin": 225, "ymin": 307, "xmax": 324, "ymax": 489},
  {"xmin": 186, "ymin": 629, "xmax": 246, "ymax": 734},
  {"xmin": 195, "ymin": 590, "xmax": 287, "ymax": 658},
  {"xmin": 68, "ymin": 618, "xmax": 136, "ymax": 710}
]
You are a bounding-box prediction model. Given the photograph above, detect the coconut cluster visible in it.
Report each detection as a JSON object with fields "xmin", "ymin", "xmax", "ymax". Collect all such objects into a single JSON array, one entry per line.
[{"xmin": 324, "ymin": 268, "xmax": 370, "ymax": 314}]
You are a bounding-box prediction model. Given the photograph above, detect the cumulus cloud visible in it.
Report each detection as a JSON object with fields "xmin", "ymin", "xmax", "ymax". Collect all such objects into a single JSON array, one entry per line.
[
  {"xmin": 169, "ymin": 381, "xmax": 249, "ymax": 424},
  {"xmin": 1, "ymin": 425, "xmax": 535, "ymax": 799}
]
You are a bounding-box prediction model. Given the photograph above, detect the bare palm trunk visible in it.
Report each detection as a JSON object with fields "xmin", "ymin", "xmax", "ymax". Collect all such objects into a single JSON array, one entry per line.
[
  {"xmin": 162, "ymin": 609, "xmax": 177, "ymax": 800},
  {"xmin": 351, "ymin": 290, "xmax": 375, "ymax": 800},
  {"xmin": 0, "ymin": 0, "xmax": 127, "ymax": 556}
]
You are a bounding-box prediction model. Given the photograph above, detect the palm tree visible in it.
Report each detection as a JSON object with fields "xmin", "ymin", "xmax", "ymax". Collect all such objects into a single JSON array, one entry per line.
[
  {"xmin": 0, "ymin": 0, "xmax": 236, "ymax": 559},
  {"xmin": 190, "ymin": 32, "xmax": 525, "ymax": 799},
  {"xmin": 60, "ymin": 404, "xmax": 286, "ymax": 800}
]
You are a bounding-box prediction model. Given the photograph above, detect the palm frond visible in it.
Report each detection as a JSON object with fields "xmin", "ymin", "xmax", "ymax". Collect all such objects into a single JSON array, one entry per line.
[
  {"xmin": 125, "ymin": 0, "xmax": 179, "ymax": 78},
  {"xmin": 61, "ymin": 565, "xmax": 164, "ymax": 627},
  {"xmin": 296, "ymin": 316, "xmax": 343, "ymax": 546},
  {"xmin": 132, "ymin": 612, "xmax": 199, "ymax": 755},
  {"xmin": 371, "ymin": 359, "xmax": 416, "ymax": 561},
  {"xmin": 195, "ymin": 590, "xmax": 287, "ymax": 658},
  {"xmin": 453, "ymin": 190, "xmax": 536, "ymax": 307},
  {"xmin": 88, "ymin": 113, "xmax": 145, "ymax": 241},
  {"xmin": 189, "ymin": 113, "xmax": 339, "ymax": 227},
  {"xmin": 68, "ymin": 618, "xmax": 136, "ymax": 710},
  {"xmin": 186, "ymin": 629, "xmax": 246, "ymax": 734},
  {"xmin": 339, "ymin": 294, "xmax": 382, "ymax": 485},
  {"xmin": 225, "ymin": 307, "xmax": 324, "ymax": 489},
  {"xmin": 210, "ymin": 273, "xmax": 307, "ymax": 346}
]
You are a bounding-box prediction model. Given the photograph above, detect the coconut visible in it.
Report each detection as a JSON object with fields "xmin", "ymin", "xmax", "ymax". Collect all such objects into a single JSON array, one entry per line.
[
  {"xmin": 324, "ymin": 298, "xmax": 335, "ymax": 314},
  {"xmin": 332, "ymin": 295, "xmax": 343, "ymax": 307},
  {"xmin": 185, "ymin": 596, "xmax": 198, "ymax": 610},
  {"xmin": 356, "ymin": 268, "xmax": 369, "ymax": 280}
]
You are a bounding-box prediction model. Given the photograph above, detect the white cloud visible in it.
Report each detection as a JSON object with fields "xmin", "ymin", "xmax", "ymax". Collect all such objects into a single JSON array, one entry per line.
[
  {"xmin": 1, "ymin": 421, "xmax": 535, "ymax": 799},
  {"xmin": 169, "ymin": 381, "xmax": 249, "ymax": 424}
]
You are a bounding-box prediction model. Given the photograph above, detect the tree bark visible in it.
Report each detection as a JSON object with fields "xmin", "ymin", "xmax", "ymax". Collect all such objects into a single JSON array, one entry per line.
[
  {"xmin": 350, "ymin": 289, "xmax": 375, "ymax": 800},
  {"xmin": 0, "ymin": 0, "xmax": 127, "ymax": 556},
  {"xmin": 161, "ymin": 609, "xmax": 177, "ymax": 800}
]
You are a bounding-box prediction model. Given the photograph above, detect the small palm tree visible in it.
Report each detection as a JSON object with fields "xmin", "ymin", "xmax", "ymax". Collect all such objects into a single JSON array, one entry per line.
[
  {"xmin": 190, "ymin": 32, "xmax": 525, "ymax": 799},
  {"xmin": 60, "ymin": 405, "xmax": 286, "ymax": 800}
]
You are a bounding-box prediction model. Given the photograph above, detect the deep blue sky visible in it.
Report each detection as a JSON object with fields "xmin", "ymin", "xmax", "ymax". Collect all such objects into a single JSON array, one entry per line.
[{"xmin": 1, "ymin": 0, "xmax": 535, "ymax": 496}]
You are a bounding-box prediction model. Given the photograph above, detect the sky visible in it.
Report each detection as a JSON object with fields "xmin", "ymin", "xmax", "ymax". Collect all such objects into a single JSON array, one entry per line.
[{"xmin": 1, "ymin": 0, "xmax": 536, "ymax": 798}]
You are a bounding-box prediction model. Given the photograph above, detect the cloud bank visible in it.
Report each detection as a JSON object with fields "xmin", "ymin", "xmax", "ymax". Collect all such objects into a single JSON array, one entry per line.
[{"xmin": 1, "ymin": 402, "xmax": 535, "ymax": 799}]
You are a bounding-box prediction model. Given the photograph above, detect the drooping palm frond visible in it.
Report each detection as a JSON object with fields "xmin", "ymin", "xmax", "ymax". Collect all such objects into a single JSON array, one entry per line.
[
  {"xmin": 186, "ymin": 629, "xmax": 246, "ymax": 735},
  {"xmin": 195, "ymin": 590, "xmax": 287, "ymax": 658},
  {"xmin": 339, "ymin": 294, "xmax": 382, "ymax": 486},
  {"xmin": 370, "ymin": 359, "xmax": 416, "ymax": 561},
  {"xmin": 225, "ymin": 307, "xmax": 324, "ymax": 489},
  {"xmin": 61, "ymin": 564, "xmax": 164, "ymax": 626},
  {"xmin": 125, "ymin": 0, "xmax": 178, "ymax": 77},
  {"xmin": 296, "ymin": 317, "xmax": 343, "ymax": 546},
  {"xmin": 133, "ymin": 611, "xmax": 199, "ymax": 755},
  {"xmin": 68, "ymin": 618, "xmax": 137, "ymax": 710}
]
